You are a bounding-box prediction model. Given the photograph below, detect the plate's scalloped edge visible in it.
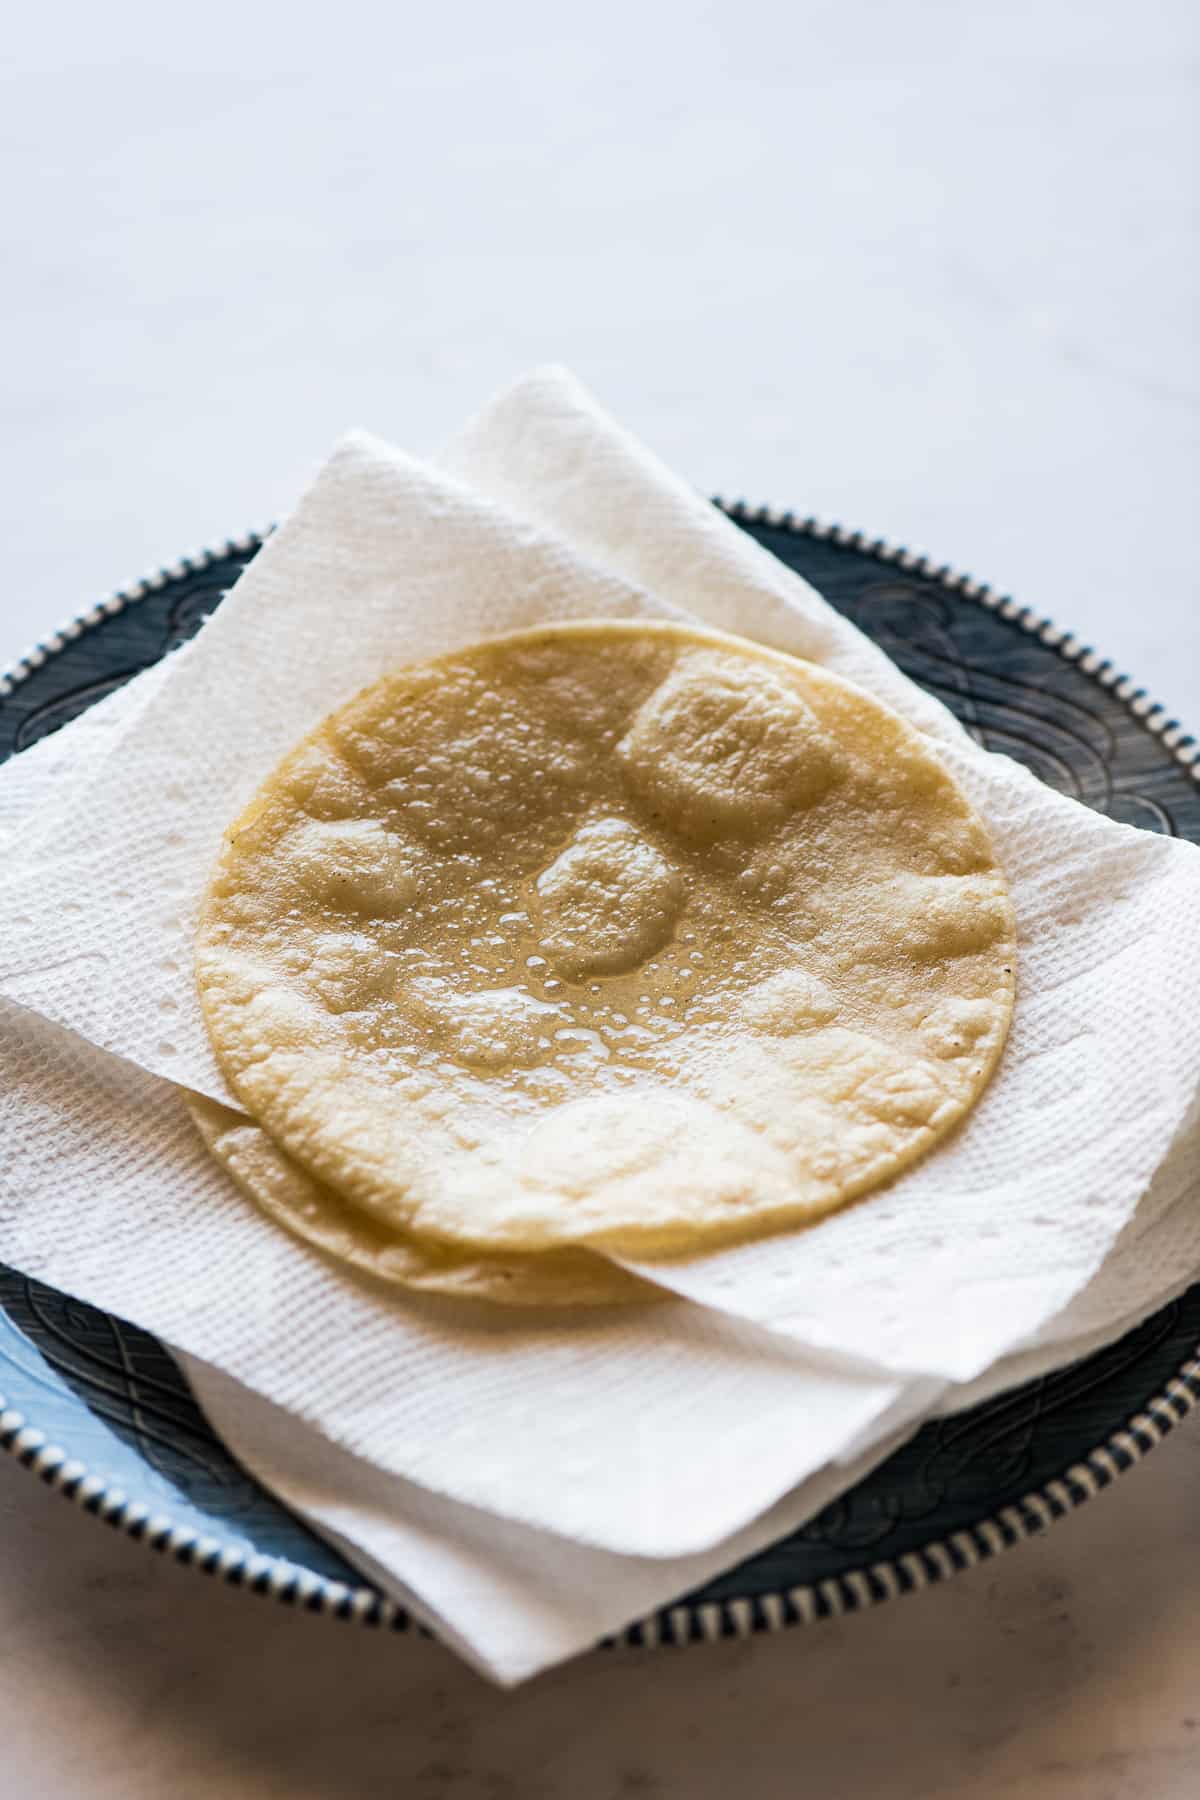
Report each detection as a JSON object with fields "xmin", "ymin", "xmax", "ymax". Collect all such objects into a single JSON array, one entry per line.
[{"xmin": 1, "ymin": 504, "xmax": 1198, "ymax": 1655}]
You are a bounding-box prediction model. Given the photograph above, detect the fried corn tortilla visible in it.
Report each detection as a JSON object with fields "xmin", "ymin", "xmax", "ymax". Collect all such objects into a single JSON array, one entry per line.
[
  {"xmin": 195, "ymin": 622, "xmax": 1015, "ymax": 1273},
  {"xmin": 186, "ymin": 1093, "xmax": 649, "ymax": 1307}
]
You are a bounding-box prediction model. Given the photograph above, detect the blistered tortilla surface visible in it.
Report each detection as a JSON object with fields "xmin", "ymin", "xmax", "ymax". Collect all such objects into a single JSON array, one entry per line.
[{"xmin": 196, "ymin": 622, "xmax": 1015, "ymax": 1264}]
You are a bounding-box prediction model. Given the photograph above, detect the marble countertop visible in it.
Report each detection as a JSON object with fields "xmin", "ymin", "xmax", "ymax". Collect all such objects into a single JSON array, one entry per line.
[{"xmin": 2, "ymin": 2, "xmax": 1197, "ymax": 1793}]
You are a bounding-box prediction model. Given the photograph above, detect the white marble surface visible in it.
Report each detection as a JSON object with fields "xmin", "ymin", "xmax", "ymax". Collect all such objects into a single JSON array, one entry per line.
[{"xmin": 1, "ymin": 2, "xmax": 1198, "ymax": 1794}]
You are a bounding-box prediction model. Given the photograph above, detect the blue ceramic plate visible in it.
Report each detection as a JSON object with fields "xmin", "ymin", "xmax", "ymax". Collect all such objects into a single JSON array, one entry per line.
[{"xmin": 2, "ymin": 506, "xmax": 1199, "ymax": 1648}]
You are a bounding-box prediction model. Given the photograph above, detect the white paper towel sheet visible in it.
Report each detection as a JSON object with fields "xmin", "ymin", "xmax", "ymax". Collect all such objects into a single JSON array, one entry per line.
[
  {"xmin": 1, "ymin": 367, "xmax": 1199, "ymax": 1682},
  {"xmin": 0, "ymin": 651, "xmax": 176, "ymax": 870},
  {"xmin": 0, "ymin": 671, "xmax": 920, "ymax": 1683},
  {"xmin": 187, "ymin": 1087, "xmax": 1200, "ymax": 1685}
]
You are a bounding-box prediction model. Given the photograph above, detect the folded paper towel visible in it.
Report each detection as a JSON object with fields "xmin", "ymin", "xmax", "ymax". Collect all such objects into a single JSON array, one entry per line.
[
  {"xmin": 4, "ymin": 637, "xmax": 1198, "ymax": 1685},
  {"xmin": 1, "ymin": 367, "xmax": 1198, "ymax": 1682}
]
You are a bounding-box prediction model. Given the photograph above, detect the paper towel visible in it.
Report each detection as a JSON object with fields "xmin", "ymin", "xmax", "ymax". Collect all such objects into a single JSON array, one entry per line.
[
  {"xmin": 3, "ymin": 983, "xmax": 1195, "ymax": 1684},
  {"xmin": 1, "ymin": 367, "xmax": 1199, "ymax": 1681},
  {"xmin": 446, "ymin": 372, "xmax": 1200, "ymax": 1379},
  {"xmin": 7, "ymin": 646, "xmax": 1199, "ymax": 1685},
  {"xmin": 0, "ymin": 686, "xmax": 924, "ymax": 1677},
  {"xmin": 0, "ymin": 652, "xmax": 175, "ymax": 870},
  {"xmin": 4, "ymin": 633, "xmax": 1194, "ymax": 1684},
  {"xmin": 1, "ymin": 369, "xmax": 1197, "ymax": 1389},
  {"xmin": 6, "ymin": 640, "xmax": 1191, "ymax": 1397},
  {"xmin": 188, "ymin": 1086, "xmax": 1200, "ymax": 1686},
  {"xmin": 0, "ymin": 998, "xmax": 905, "ymax": 1557}
]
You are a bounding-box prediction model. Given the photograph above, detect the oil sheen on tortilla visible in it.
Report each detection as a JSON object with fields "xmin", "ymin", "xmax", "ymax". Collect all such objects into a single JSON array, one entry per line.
[{"xmin": 194, "ymin": 621, "xmax": 1015, "ymax": 1281}]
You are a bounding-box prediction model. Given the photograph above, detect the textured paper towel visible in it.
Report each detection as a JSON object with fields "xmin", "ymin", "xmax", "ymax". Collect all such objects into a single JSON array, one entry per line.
[
  {"xmin": 0, "ymin": 652, "xmax": 175, "ymax": 870},
  {"xmin": 441, "ymin": 367, "xmax": 971, "ymax": 753},
  {"xmin": 5, "ymin": 647, "xmax": 1196, "ymax": 1386},
  {"xmin": 183, "ymin": 1352, "xmax": 935, "ymax": 1686},
  {"xmin": 0, "ymin": 651, "xmax": 910, "ymax": 1576},
  {"xmin": 0, "ymin": 694, "xmax": 910, "ymax": 1679},
  {"xmin": 0, "ymin": 367, "xmax": 1198, "ymax": 1678},
  {"xmin": 0, "ymin": 998, "xmax": 903, "ymax": 1558},
  {"xmin": 6, "ymin": 653, "xmax": 1200, "ymax": 1683},
  {"xmin": 187, "ymin": 1087, "xmax": 1200, "ymax": 1684},
  {"xmin": 2, "ymin": 983, "xmax": 1195, "ymax": 1684},
  {"xmin": 446, "ymin": 372, "xmax": 1200, "ymax": 1379},
  {"xmin": 2, "ymin": 367, "xmax": 1197, "ymax": 1390},
  {"xmin": 0, "ymin": 438, "xmax": 686, "ymax": 1095}
]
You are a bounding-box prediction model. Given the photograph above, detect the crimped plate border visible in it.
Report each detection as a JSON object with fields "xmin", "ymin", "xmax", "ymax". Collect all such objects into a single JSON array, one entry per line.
[{"xmin": 1, "ymin": 506, "xmax": 1197, "ymax": 1650}]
